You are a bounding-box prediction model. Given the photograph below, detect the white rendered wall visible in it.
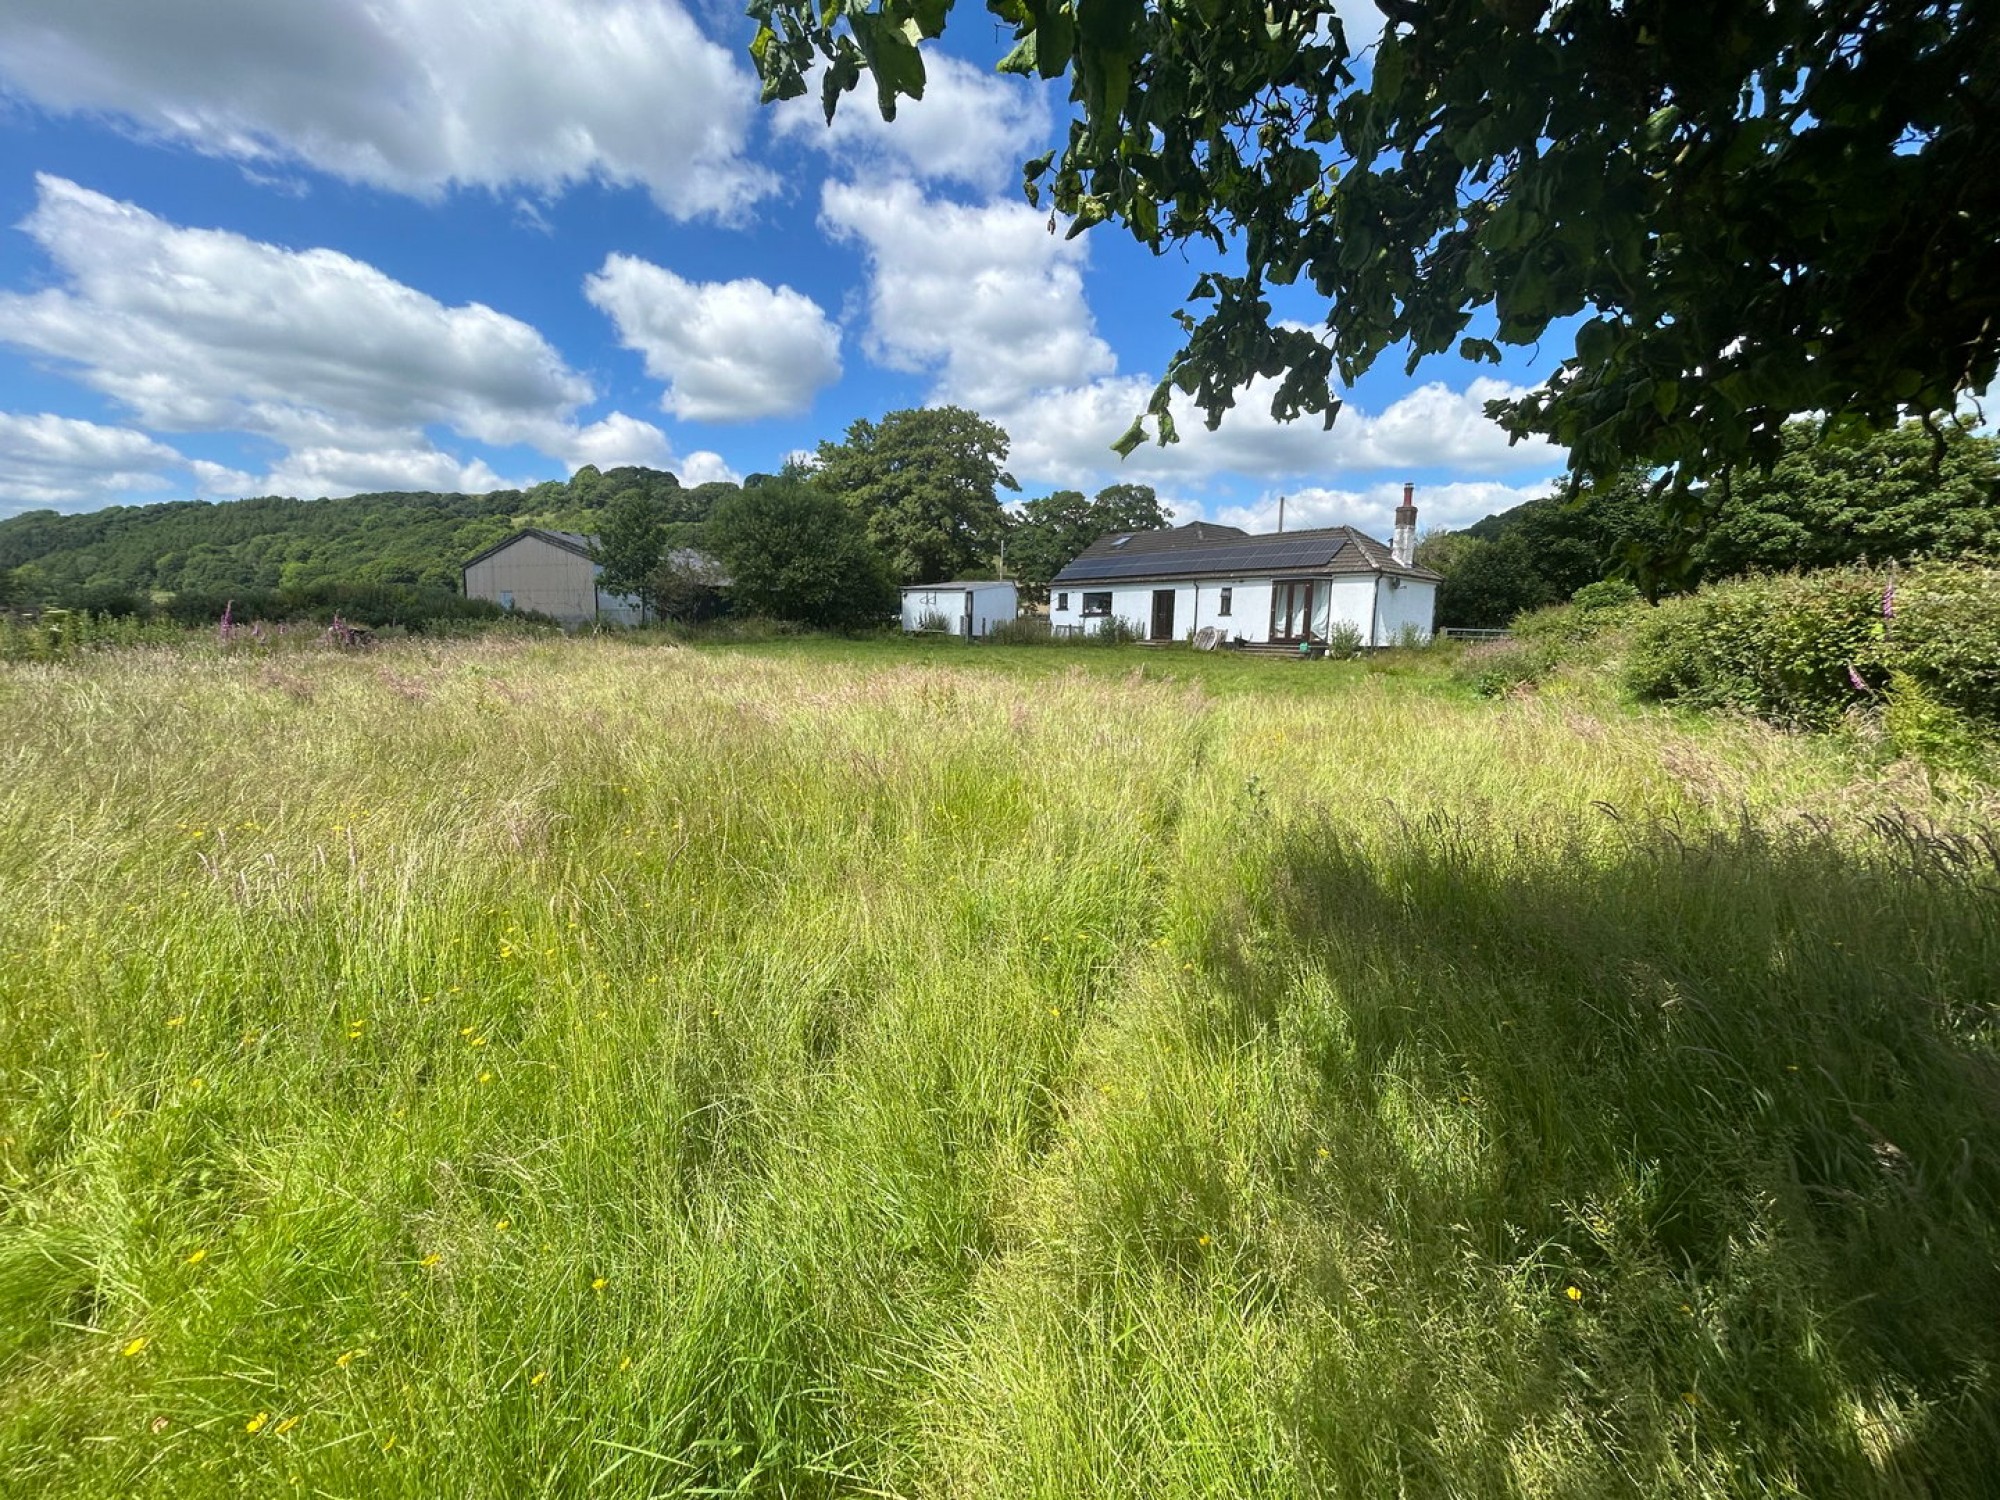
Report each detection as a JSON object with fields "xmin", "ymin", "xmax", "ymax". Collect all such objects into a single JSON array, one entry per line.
[
  {"xmin": 969, "ymin": 583, "xmax": 1018, "ymax": 636},
  {"xmin": 902, "ymin": 588, "xmax": 969, "ymax": 635},
  {"xmin": 1373, "ymin": 577, "xmax": 1436, "ymax": 644}
]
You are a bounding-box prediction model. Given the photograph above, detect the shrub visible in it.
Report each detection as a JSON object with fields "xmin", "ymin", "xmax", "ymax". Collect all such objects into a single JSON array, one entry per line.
[
  {"xmin": 1324, "ymin": 621, "xmax": 1365, "ymax": 658},
  {"xmin": 1626, "ymin": 563, "xmax": 2000, "ymax": 729},
  {"xmin": 1452, "ymin": 637, "xmax": 1558, "ymax": 697},
  {"xmin": 912, "ymin": 608, "xmax": 952, "ymax": 634},
  {"xmin": 1570, "ymin": 577, "xmax": 1641, "ymax": 612}
]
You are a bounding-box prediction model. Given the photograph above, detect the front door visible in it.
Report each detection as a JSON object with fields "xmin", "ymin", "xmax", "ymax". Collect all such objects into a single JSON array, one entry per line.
[
  {"xmin": 1271, "ymin": 580, "xmax": 1316, "ymax": 640},
  {"xmin": 1151, "ymin": 589, "xmax": 1176, "ymax": 641}
]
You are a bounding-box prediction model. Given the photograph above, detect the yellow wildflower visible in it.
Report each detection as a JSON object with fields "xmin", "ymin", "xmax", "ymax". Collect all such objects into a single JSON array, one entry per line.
[
  {"xmin": 166, "ymin": 1015, "xmax": 186, "ymax": 1028},
  {"xmin": 591, "ymin": 1277, "xmax": 608, "ymax": 1292},
  {"xmin": 184, "ymin": 1248, "xmax": 207, "ymax": 1265},
  {"xmin": 246, "ymin": 1412, "xmax": 270, "ymax": 1434},
  {"xmin": 122, "ymin": 1337, "xmax": 148, "ymax": 1357},
  {"xmin": 1563, "ymin": 1285, "xmax": 1583, "ymax": 1303},
  {"xmin": 619, "ymin": 1356, "xmax": 632, "ymax": 1372},
  {"xmin": 1197, "ymin": 1234, "xmax": 1211, "ymax": 1247},
  {"xmin": 478, "ymin": 1071, "xmax": 493, "ymax": 1084},
  {"xmin": 530, "ymin": 1370, "xmax": 549, "ymax": 1388},
  {"xmin": 420, "ymin": 1253, "xmax": 443, "ymax": 1268},
  {"xmin": 336, "ymin": 1349, "xmax": 363, "ymax": 1369},
  {"xmin": 494, "ymin": 1218, "xmax": 511, "ymax": 1232},
  {"xmin": 275, "ymin": 1416, "xmax": 300, "ymax": 1435}
]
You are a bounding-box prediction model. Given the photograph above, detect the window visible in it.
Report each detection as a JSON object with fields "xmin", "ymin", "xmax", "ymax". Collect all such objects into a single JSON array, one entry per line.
[
  {"xmin": 1218, "ymin": 587, "xmax": 1232, "ymax": 617},
  {"xmin": 1110, "ymin": 535, "xmax": 1132, "ymax": 548},
  {"xmin": 1081, "ymin": 592, "xmax": 1112, "ymax": 617},
  {"xmin": 1055, "ymin": 592, "xmax": 1069, "ymax": 612}
]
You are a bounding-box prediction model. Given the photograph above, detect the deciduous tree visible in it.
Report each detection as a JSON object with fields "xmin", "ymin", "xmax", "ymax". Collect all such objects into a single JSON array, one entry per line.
[
  {"xmin": 752, "ymin": 0, "xmax": 2000, "ymax": 536},
  {"xmin": 707, "ymin": 473, "xmax": 898, "ymax": 628},
  {"xmin": 814, "ymin": 406, "xmax": 1017, "ymax": 583}
]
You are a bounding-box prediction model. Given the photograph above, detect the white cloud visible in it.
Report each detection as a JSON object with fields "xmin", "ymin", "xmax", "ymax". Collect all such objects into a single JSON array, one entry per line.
[
  {"xmin": 677, "ymin": 450, "xmax": 741, "ymax": 486},
  {"xmin": 584, "ymin": 254, "xmax": 842, "ymax": 422},
  {"xmin": 0, "ymin": 412, "xmax": 185, "ymax": 512},
  {"xmin": 0, "ymin": 0, "xmax": 770, "ymax": 219},
  {"xmin": 259, "ymin": 446, "xmax": 511, "ymax": 500},
  {"xmin": 775, "ymin": 54, "xmax": 1051, "ymax": 192},
  {"xmin": 563, "ymin": 412, "xmax": 676, "ymax": 471},
  {"xmin": 1212, "ymin": 479, "xmax": 1557, "ymax": 538},
  {"xmin": 821, "ymin": 177, "xmax": 1114, "ymax": 412},
  {"xmin": 0, "ymin": 176, "xmax": 593, "ymax": 454},
  {"xmin": 1001, "ymin": 373, "xmax": 1563, "ymax": 490}
]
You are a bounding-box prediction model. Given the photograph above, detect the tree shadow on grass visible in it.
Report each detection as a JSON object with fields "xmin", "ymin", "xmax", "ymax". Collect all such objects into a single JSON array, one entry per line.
[{"xmin": 1227, "ymin": 804, "xmax": 2000, "ymax": 1495}]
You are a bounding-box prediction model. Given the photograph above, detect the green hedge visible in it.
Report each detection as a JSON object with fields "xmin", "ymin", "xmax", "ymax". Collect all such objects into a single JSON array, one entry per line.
[{"xmin": 1627, "ymin": 562, "xmax": 2000, "ymax": 727}]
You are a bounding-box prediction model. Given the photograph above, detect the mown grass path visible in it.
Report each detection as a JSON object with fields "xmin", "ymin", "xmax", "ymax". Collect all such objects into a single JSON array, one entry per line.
[{"xmin": 2, "ymin": 636, "xmax": 1996, "ymax": 1496}]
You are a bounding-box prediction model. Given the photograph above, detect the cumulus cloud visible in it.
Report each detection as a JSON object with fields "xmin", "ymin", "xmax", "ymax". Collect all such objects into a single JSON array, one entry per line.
[
  {"xmin": 0, "ymin": 0, "xmax": 770, "ymax": 218},
  {"xmin": 821, "ymin": 178, "xmax": 1114, "ymax": 412},
  {"xmin": 1212, "ymin": 479, "xmax": 1558, "ymax": 538},
  {"xmin": 0, "ymin": 176, "xmax": 593, "ymax": 453},
  {"xmin": 1001, "ymin": 372, "xmax": 1563, "ymax": 491},
  {"xmin": 0, "ymin": 412, "xmax": 185, "ymax": 512},
  {"xmin": 257, "ymin": 446, "xmax": 512, "ymax": 500},
  {"xmin": 676, "ymin": 450, "xmax": 741, "ymax": 486},
  {"xmin": 774, "ymin": 54, "xmax": 1052, "ymax": 192},
  {"xmin": 585, "ymin": 255, "xmax": 842, "ymax": 422},
  {"xmin": 562, "ymin": 412, "xmax": 676, "ymax": 471}
]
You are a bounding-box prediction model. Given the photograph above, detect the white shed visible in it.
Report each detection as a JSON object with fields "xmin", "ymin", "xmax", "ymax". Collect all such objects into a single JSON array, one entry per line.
[{"xmin": 901, "ymin": 581, "xmax": 1019, "ymax": 638}]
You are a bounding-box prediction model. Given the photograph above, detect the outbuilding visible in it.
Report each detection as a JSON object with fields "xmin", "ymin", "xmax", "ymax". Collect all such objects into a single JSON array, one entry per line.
[
  {"xmin": 900, "ymin": 580, "xmax": 1019, "ymax": 638},
  {"xmin": 462, "ymin": 529, "xmax": 726, "ymax": 627}
]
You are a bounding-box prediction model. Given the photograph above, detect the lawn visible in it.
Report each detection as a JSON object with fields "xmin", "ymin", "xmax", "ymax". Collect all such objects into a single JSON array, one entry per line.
[{"xmin": 1, "ymin": 633, "xmax": 1995, "ymax": 1496}]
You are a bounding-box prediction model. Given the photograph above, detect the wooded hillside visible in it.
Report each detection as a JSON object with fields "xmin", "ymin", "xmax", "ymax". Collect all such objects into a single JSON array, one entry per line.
[{"xmin": 0, "ymin": 465, "xmax": 725, "ymax": 607}]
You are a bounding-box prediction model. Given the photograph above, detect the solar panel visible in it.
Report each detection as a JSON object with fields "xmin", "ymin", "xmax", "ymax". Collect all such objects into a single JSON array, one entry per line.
[{"xmin": 1055, "ymin": 535, "xmax": 1348, "ymax": 583}]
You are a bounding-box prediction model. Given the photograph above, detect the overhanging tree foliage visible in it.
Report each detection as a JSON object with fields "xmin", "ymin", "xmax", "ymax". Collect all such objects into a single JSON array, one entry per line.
[{"xmin": 752, "ymin": 0, "xmax": 2000, "ymax": 526}]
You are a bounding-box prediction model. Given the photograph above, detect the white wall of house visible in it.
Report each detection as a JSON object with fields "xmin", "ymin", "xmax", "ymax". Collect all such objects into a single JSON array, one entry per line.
[
  {"xmin": 1048, "ymin": 572, "xmax": 1434, "ymax": 644},
  {"xmin": 1372, "ymin": 576, "xmax": 1437, "ymax": 645},
  {"xmin": 901, "ymin": 583, "xmax": 1018, "ymax": 637}
]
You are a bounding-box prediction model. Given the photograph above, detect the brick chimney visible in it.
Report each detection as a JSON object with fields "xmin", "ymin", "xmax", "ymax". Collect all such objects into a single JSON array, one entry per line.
[{"xmin": 1392, "ymin": 482, "xmax": 1417, "ymax": 567}]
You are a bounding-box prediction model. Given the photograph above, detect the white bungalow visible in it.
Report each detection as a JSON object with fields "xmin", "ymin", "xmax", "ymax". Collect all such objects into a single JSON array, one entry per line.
[
  {"xmin": 1047, "ymin": 488, "xmax": 1440, "ymax": 647},
  {"xmin": 461, "ymin": 529, "xmax": 722, "ymax": 627},
  {"xmin": 901, "ymin": 580, "xmax": 1019, "ymax": 638}
]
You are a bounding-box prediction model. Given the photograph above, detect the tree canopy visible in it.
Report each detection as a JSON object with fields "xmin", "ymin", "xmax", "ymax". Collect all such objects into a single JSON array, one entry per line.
[
  {"xmin": 707, "ymin": 472, "xmax": 899, "ymax": 628},
  {"xmin": 1420, "ymin": 418, "xmax": 2000, "ymax": 626},
  {"xmin": 814, "ymin": 406, "xmax": 1017, "ymax": 583},
  {"xmin": 1006, "ymin": 482, "xmax": 1171, "ymax": 600},
  {"xmin": 752, "ymin": 0, "xmax": 2000, "ymax": 523}
]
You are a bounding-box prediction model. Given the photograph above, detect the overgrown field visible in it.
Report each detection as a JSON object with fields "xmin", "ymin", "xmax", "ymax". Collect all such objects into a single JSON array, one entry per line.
[{"xmin": 2, "ymin": 636, "xmax": 1997, "ymax": 1497}]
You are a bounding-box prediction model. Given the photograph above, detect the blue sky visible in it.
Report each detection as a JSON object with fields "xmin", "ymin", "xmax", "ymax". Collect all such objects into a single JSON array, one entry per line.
[{"xmin": 0, "ymin": 0, "xmax": 1572, "ymax": 537}]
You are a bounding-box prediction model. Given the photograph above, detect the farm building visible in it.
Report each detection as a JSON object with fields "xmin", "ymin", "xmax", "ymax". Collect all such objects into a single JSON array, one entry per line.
[
  {"xmin": 1048, "ymin": 487, "xmax": 1440, "ymax": 647},
  {"xmin": 900, "ymin": 581, "xmax": 1019, "ymax": 638},
  {"xmin": 461, "ymin": 529, "xmax": 723, "ymax": 627}
]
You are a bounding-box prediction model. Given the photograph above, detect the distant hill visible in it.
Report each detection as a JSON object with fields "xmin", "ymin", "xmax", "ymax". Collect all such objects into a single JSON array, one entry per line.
[{"xmin": 0, "ymin": 465, "xmax": 741, "ymax": 606}]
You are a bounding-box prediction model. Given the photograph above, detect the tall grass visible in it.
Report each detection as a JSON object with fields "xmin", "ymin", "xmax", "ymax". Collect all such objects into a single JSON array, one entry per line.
[{"xmin": 1, "ymin": 636, "xmax": 1995, "ymax": 1496}]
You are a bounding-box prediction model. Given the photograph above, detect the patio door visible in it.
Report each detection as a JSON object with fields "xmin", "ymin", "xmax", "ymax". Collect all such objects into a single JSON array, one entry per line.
[{"xmin": 1271, "ymin": 580, "xmax": 1315, "ymax": 640}]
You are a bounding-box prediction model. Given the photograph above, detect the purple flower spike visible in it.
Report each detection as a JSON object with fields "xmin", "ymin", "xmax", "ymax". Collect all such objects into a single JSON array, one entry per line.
[
  {"xmin": 1847, "ymin": 664, "xmax": 1870, "ymax": 694},
  {"xmin": 1882, "ymin": 579, "xmax": 1896, "ymax": 620},
  {"xmin": 218, "ymin": 599, "xmax": 235, "ymax": 644}
]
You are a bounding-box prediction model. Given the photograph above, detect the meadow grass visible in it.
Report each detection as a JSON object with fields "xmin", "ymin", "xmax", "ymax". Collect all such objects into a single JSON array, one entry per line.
[{"xmin": 1, "ymin": 634, "xmax": 1996, "ymax": 1497}]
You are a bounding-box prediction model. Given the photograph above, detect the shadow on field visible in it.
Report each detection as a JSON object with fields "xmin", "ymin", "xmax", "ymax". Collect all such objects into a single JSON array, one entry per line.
[{"xmin": 1253, "ymin": 805, "xmax": 2000, "ymax": 1494}]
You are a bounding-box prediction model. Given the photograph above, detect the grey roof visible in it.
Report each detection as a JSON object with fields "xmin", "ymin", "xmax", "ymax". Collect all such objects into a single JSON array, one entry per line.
[
  {"xmin": 902, "ymin": 579, "xmax": 1017, "ymax": 591},
  {"xmin": 1052, "ymin": 522, "xmax": 1441, "ymax": 585}
]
